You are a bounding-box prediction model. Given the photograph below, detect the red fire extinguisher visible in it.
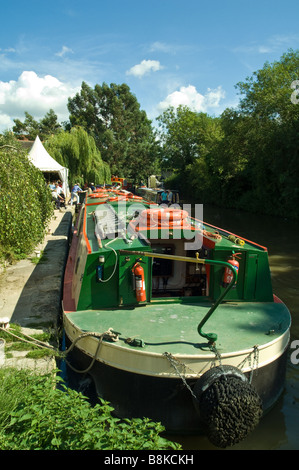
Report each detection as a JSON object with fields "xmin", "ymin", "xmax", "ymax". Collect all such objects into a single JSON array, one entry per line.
[
  {"xmin": 133, "ymin": 262, "xmax": 146, "ymax": 302},
  {"xmin": 222, "ymin": 252, "xmax": 241, "ymax": 288}
]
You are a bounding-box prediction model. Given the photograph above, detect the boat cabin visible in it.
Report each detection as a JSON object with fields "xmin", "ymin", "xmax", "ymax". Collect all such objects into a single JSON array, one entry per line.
[{"xmin": 66, "ymin": 195, "xmax": 274, "ymax": 315}]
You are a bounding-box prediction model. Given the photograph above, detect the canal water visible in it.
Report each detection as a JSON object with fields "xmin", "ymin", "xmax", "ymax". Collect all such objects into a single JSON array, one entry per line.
[{"xmin": 172, "ymin": 204, "xmax": 299, "ymax": 450}]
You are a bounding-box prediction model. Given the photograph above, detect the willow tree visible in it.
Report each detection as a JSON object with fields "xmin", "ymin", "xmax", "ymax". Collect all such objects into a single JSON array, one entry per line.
[
  {"xmin": 44, "ymin": 127, "xmax": 111, "ymax": 186},
  {"xmin": 67, "ymin": 82, "xmax": 159, "ymax": 183}
]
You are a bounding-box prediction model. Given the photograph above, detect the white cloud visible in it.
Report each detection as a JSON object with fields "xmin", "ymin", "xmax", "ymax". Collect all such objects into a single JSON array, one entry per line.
[
  {"xmin": 0, "ymin": 47, "xmax": 16, "ymax": 53},
  {"xmin": 126, "ymin": 59, "xmax": 163, "ymax": 78},
  {"xmin": 158, "ymin": 85, "xmax": 225, "ymax": 113},
  {"xmin": 258, "ymin": 46, "xmax": 272, "ymax": 54},
  {"xmin": 0, "ymin": 113, "xmax": 13, "ymax": 130},
  {"xmin": 0, "ymin": 71, "xmax": 80, "ymax": 132},
  {"xmin": 149, "ymin": 42, "xmax": 176, "ymax": 54},
  {"xmin": 55, "ymin": 46, "xmax": 74, "ymax": 58}
]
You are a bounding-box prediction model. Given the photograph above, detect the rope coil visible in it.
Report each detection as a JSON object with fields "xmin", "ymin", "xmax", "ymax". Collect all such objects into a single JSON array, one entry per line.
[{"xmin": 64, "ymin": 328, "xmax": 119, "ymax": 374}]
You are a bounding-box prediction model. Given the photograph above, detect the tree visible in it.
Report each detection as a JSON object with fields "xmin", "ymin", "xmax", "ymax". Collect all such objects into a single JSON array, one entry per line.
[
  {"xmin": 220, "ymin": 49, "xmax": 299, "ymax": 216},
  {"xmin": 39, "ymin": 109, "xmax": 62, "ymax": 137},
  {"xmin": 12, "ymin": 110, "xmax": 61, "ymax": 140},
  {"xmin": 156, "ymin": 106, "xmax": 223, "ymax": 201},
  {"xmin": 67, "ymin": 82, "xmax": 159, "ymax": 182},
  {"xmin": 44, "ymin": 127, "xmax": 110, "ymax": 186},
  {"xmin": 13, "ymin": 112, "xmax": 40, "ymax": 140},
  {"xmin": 156, "ymin": 106, "xmax": 223, "ymax": 172}
]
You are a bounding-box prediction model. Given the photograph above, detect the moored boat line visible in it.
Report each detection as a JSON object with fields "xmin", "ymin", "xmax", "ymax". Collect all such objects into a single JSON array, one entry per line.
[{"xmin": 62, "ymin": 186, "xmax": 291, "ymax": 447}]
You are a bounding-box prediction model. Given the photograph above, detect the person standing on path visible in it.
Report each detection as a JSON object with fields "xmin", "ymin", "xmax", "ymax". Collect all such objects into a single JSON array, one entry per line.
[{"xmin": 70, "ymin": 183, "xmax": 83, "ymax": 206}]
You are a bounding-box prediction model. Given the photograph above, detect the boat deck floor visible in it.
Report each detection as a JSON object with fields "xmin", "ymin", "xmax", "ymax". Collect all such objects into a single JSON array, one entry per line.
[{"xmin": 65, "ymin": 300, "xmax": 291, "ymax": 356}]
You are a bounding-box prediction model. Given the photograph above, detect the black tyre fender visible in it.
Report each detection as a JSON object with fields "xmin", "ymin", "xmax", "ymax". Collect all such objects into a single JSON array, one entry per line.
[
  {"xmin": 192, "ymin": 365, "xmax": 263, "ymax": 448},
  {"xmin": 192, "ymin": 365, "xmax": 247, "ymax": 410}
]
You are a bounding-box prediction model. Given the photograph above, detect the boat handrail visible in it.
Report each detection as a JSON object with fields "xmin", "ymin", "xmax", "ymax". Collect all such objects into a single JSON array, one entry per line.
[{"xmin": 119, "ymin": 249, "xmax": 237, "ymax": 345}]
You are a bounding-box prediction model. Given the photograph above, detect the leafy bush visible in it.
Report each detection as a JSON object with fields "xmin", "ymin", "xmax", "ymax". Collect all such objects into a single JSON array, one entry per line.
[
  {"xmin": 0, "ymin": 369, "xmax": 181, "ymax": 450},
  {"xmin": 0, "ymin": 133, "xmax": 53, "ymax": 262}
]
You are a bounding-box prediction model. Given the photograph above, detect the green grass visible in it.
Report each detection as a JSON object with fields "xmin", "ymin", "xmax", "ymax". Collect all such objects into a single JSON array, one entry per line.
[
  {"xmin": 0, "ymin": 323, "xmax": 58, "ymax": 359},
  {"xmin": 30, "ymin": 250, "xmax": 49, "ymax": 264},
  {"xmin": 0, "ymin": 368, "xmax": 181, "ymax": 450}
]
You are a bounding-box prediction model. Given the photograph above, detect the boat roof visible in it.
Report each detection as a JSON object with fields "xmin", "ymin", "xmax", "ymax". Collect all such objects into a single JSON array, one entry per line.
[
  {"xmin": 138, "ymin": 187, "xmax": 179, "ymax": 194},
  {"xmin": 82, "ymin": 193, "xmax": 267, "ymax": 255}
]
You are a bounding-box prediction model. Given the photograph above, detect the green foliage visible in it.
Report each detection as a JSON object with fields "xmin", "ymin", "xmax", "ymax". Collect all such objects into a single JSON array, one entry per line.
[
  {"xmin": 0, "ymin": 323, "xmax": 55, "ymax": 359},
  {"xmin": 0, "ymin": 369, "xmax": 181, "ymax": 450},
  {"xmin": 159, "ymin": 50, "xmax": 299, "ymax": 218},
  {"xmin": 0, "ymin": 133, "xmax": 53, "ymax": 262},
  {"xmin": 220, "ymin": 49, "xmax": 299, "ymax": 217},
  {"xmin": 157, "ymin": 106, "xmax": 224, "ymax": 203},
  {"xmin": 13, "ymin": 110, "xmax": 62, "ymax": 140},
  {"xmin": 44, "ymin": 127, "xmax": 111, "ymax": 186},
  {"xmin": 157, "ymin": 106, "xmax": 223, "ymax": 173},
  {"xmin": 68, "ymin": 82, "xmax": 159, "ymax": 182}
]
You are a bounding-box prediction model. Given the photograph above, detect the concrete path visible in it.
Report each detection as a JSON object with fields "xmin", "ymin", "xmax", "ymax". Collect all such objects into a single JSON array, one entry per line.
[{"xmin": 0, "ymin": 207, "xmax": 74, "ymax": 371}]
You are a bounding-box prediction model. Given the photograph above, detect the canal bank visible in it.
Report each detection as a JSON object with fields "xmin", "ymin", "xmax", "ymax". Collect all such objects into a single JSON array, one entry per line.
[{"xmin": 0, "ymin": 207, "xmax": 74, "ymax": 372}]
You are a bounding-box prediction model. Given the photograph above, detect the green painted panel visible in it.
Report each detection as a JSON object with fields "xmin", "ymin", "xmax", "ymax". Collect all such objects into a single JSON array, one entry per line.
[
  {"xmin": 77, "ymin": 251, "xmax": 119, "ymax": 310},
  {"xmin": 255, "ymin": 252, "xmax": 273, "ymax": 301},
  {"xmin": 244, "ymin": 253, "xmax": 258, "ymax": 300},
  {"xmin": 118, "ymin": 253, "xmax": 152, "ymax": 306}
]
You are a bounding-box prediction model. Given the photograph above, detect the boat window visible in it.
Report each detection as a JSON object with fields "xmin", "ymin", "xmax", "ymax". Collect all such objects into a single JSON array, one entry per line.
[
  {"xmin": 185, "ymin": 261, "xmax": 207, "ymax": 296},
  {"xmin": 152, "ymin": 245, "xmax": 174, "ymax": 277}
]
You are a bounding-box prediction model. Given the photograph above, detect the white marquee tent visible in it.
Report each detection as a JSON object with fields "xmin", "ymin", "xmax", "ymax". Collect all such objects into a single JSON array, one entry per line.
[{"xmin": 28, "ymin": 135, "xmax": 69, "ymax": 196}]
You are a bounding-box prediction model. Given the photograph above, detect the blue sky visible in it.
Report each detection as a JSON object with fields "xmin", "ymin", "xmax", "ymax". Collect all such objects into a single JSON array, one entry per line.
[{"xmin": 1, "ymin": 0, "xmax": 299, "ymax": 133}]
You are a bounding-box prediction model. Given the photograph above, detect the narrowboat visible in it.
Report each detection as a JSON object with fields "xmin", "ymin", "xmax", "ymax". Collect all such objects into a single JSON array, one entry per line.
[
  {"xmin": 136, "ymin": 186, "xmax": 180, "ymax": 205},
  {"xmin": 62, "ymin": 188, "xmax": 291, "ymax": 448}
]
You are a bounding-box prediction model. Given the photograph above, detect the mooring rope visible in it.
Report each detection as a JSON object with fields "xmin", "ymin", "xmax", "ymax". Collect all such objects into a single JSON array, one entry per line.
[
  {"xmin": 0, "ymin": 326, "xmax": 119, "ymax": 376},
  {"xmin": 0, "ymin": 326, "xmax": 56, "ymax": 351},
  {"xmin": 63, "ymin": 328, "xmax": 119, "ymax": 374}
]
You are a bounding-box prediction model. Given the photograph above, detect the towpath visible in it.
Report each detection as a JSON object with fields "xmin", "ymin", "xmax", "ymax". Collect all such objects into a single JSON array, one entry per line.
[{"xmin": 0, "ymin": 207, "xmax": 74, "ymax": 372}]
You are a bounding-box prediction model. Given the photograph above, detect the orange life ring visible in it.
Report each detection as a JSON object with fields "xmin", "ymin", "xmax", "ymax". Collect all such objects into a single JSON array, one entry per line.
[
  {"xmin": 108, "ymin": 196, "xmax": 129, "ymax": 202},
  {"xmin": 89, "ymin": 194, "xmax": 108, "ymax": 199},
  {"xmin": 139, "ymin": 208, "xmax": 189, "ymax": 227},
  {"xmin": 128, "ymin": 195, "xmax": 143, "ymax": 200},
  {"xmin": 115, "ymin": 190, "xmax": 128, "ymax": 195}
]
